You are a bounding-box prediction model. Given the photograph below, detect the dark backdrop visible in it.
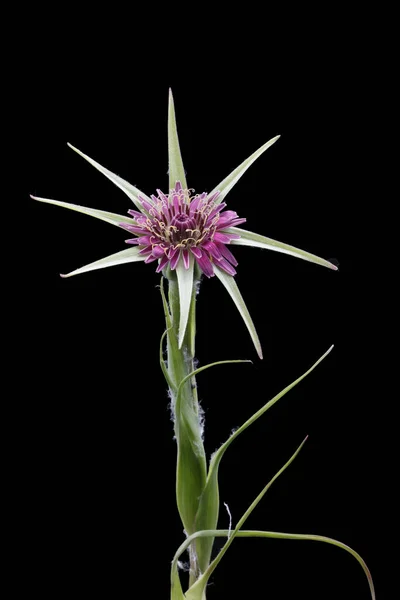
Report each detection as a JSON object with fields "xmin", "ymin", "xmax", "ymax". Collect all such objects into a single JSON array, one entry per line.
[{"xmin": 21, "ymin": 18, "xmax": 386, "ymax": 600}]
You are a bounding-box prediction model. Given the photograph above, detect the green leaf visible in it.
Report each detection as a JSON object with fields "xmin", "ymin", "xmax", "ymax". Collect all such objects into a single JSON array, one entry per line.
[
  {"xmin": 209, "ymin": 135, "xmax": 280, "ymax": 204},
  {"xmin": 228, "ymin": 227, "xmax": 338, "ymax": 271},
  {"xmin": 185, "ymin": 438, "xmax": 308, "ymax": 600},
  {"xmin": 67, "ymin": 143, "xmax": 153, "ymax": 212},
  {"xmin": 60, "ymin": 247, "xmax": 145, "ymax": 278},
  {"xmin": 172, "ymin": 529, "xmax": 375, "ymax": 600},
  {"xmin": 174, "ymin": 359, "xmax": 250, "ymax": 540},
  {"xmin": 30, "ymin": 195, "xmax": 134, "ymax": 228},
  {"xmin": 176, "ymin": 252, "xmax": 195, "ymax": 348},
  {"xmin": 213, "ymin": 266, "xmax": 262, "ymax": 359},
  {"xmin": 194, "ymin": 345, "xmax": 333, "ymax": 574},
  {"xmin": 168, "ymin": 89, "xmax": 187, "ymax": 189}
]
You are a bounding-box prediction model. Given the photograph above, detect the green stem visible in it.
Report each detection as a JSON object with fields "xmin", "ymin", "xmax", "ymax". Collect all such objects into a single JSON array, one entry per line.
[{"xmin": 164, "ymin": 274, "xmax": 207, "ymax": 587}]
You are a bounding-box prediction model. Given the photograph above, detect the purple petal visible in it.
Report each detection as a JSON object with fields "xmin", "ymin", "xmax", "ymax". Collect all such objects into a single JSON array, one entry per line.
[
  {"xmin": 139, "ymin": 245, "xmax": 153, "ymax": 255},
  {"xmin": 216, "ymin": 257, "xmax": 237, "ymax": 276},
  {"xmin": 152, "ymin": 244, "xmax": 166, "ymax": 258},
  {"xmin": 144, "ymin": 254, "xmax": 158, "ymax": 264},
  {"xmin": 215, "ymin": 242, "xmax": 238, "ymax": 266},
  {"xmin": 182, "ymin": 249, "xmax": 190, "ymax": 269},
  {"xmin": 141, "ymin": 199, "xmax": 155, "ymax": 213},
  {"xmin": 156, "ymin": 253, "xmax": 170, "ymax": 272},
  {"xmin": 175, "ymin": 181, "xmax": 183, "ymax": 192},
  {"xmin": 206, "ymin": 191, "xmax": 221, "ymax": 204},
  {"xmin": 169, "ymin": 248, "xmax": 181, "ymax": 270},
  {"xmin": 127, "ymin": 209, "xmax": 144, "ymax": 219},
  {"xmin": 125, "ymin": 238, "xmax": 140, "ymax": 245},
  {"xmin": 202, "ymin": 240, "xmax": 222, "ymax": 261},
  {"xmin": 119, "ymin": 223, "xmax": 146, "ymax": 234},
  {"xmin": 213, "ymin": 231, "xmax": 237, "ymax": 244},
  {"xmin": 193, "ymin": 251, "xmax": 214, "ymax": 278},
  {"xmin": 190, "ymin": 246, "xmax": 202, "ymax": 259}
]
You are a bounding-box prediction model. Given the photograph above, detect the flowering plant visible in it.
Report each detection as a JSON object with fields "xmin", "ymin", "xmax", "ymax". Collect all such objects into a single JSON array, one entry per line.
[{"xmin": 32, "ymin": 90, "xmax": 375, "ymax": 599}]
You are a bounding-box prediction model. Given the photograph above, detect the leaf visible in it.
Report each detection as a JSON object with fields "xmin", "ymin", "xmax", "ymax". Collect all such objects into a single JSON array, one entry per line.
[
  {"xmin": 60, "ymin": 247, "xmax": 145, "ymax": 278},
  {"xmin": 209, "ymin": 135, "xmax": 280, "ymax": 204},
  {"xmin": 174, "ymin": 359, "xmax": 250, "ymax": 539},
  {"xmin": 228, "ymin": 227, "xmax": 338, "ymax": 271},
  {"xmin": 213, "ymin": 266, "xmax": 262, "ymax": 359},
  {"xmin": 194, "ymin": 346, "xmax": 333, "ymax": 574},
  {"xmin": 168, "ymin": 89, "xmax": 187, "ymax": 189},
  {"xmin": 185, "ymin": 438, "xmax": 308, "ymax": 600},
  {"xmin": 67, "ymin": 143, "xmax": 153, "ymax": 212},
  {"xmin": 176, "ymin": 252, "xmax": 194, "ymax": 348},
  {"xmin": 172, "ymin": 529, "xmax": 375, "ymax": 600},
  {"xmin": 30, "ymin": 195, "xmax": 134, "ymax": 228}
]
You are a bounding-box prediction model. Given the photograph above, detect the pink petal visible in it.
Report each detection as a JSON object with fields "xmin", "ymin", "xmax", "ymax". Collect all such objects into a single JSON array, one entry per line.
[
  {"xmin": 216, "ymin": 242, "xmax": 238, "ymax": 267},
  {"xmin": 202, "ymin": 240, "xmax": 222, "ymax": 261},
  {"xmin": 156, "ymin": 253, "xmax": 170, "ymax": 272},
  {"xmin": 152, "ymin": 244, "xmax": 166, "ymax": 258},
  {"xmin": 216, "ymin": 257, "xmax": 237, "ymax": 276},
  {"xmin": 182, "ymin": 249, "xmax": 190, "ymax": 269},
  {"xmin": 190, "ymin": 246, "xmax": 202, "ymax": 259},
  {"xmin": 170, "ymin": 248, "xmax": 181, "ymax": 270},
  {"xmin": 193, "ymin": 251, "xmax": 214, "ymax": 278}
]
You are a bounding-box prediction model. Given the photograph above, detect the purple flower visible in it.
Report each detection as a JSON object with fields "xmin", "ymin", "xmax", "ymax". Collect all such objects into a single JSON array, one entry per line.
[
  {"xmin": 32, "ymin": 89, "xmax": 337, "ymax": 357},
  {"xmin": 121, "ymin": 182, "xmax": 245, "ymax": 278}
]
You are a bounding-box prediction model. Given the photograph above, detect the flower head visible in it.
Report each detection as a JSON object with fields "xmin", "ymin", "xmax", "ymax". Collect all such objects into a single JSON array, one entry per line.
[
  {"xmin": 122, "ymin": 182, "xmax": 245, "ymax": 278},
  {"xmin": 31, "ymin": 89, "xmax": 337, "ymax": 357}
]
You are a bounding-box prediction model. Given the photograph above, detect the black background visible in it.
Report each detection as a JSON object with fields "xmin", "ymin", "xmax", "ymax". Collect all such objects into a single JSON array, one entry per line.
[{"xmin": 20, "ymin": 11, "xmax": 389, "ymax": 600}]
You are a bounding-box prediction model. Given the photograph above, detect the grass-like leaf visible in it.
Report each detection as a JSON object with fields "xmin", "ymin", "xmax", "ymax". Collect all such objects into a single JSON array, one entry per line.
[{"xmin": 194, "ymin": 346, "xmax": 333, "ymax": 573}]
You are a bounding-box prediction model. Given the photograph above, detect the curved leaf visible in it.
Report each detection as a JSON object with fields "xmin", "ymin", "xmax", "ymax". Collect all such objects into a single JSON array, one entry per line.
[
  {"xmin": 176, "ymin": 252, "xmax": 194, "ymax": 348},
  {"xmin": 194, "ymin": 346, "xmax": 333, "ymax": 573}
]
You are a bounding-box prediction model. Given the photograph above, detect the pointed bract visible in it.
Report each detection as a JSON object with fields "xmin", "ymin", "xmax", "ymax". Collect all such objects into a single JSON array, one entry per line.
[
  {"xmin": 60, "ymin": 247, "xmax": 145, "ymax": 278},
  {"xmin": 67, "ymin": 143, "xmax": 153, "ymax": 212},
  {"xmin": 214, "ymin": 266, "xmax": 262, "ymax": 358},
  {"xmin": 228, "ymin": 227, "xmax": 338, "ymax": 270},
  {"xmin": 30, "ymin": 195, "xmax": 134, "ymax": 228},
  {"xmin": 209, "ymin": 135, "xmax": 280, "ymax": 205},
  {"xmin": 176, "ymin": 251, "xmax": 194, "ymax": 347},
  {"xmin": 168, "ymin": 90, "xmax": 187, "ymax": 189}
]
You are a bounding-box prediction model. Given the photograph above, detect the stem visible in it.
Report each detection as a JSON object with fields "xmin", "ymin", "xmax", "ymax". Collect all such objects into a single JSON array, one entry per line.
[{"xmin": 164, "ymin": 275, "xmax": 207, "ymax": 588}]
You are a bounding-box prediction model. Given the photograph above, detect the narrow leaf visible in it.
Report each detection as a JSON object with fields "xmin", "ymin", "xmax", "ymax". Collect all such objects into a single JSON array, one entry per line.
[
  {"xmin": 213, "ymin": 266, "xmax": 262, "ymax": 359},
  {"xmin": 209, "ymin": 135, "xmax": 280, "ymax": 204},
  {"xmin": 168, "ymin": 89, "xmax": 187, "ymax": 189},
  {"xmin": 30, "ymin": 195, "xmax": 134, "ymax": 228},
  {"xmin": 67, "ymin": 143, "xmax": 153, "ymax": 212},
  {"xmin": 60, "ymin": 247, "xmax": 145, "ymax": 278},
  {"xmin": 185, "ymin": 438, "xmax": 307, "ymax": 600},
  {"xmin": 176, "ymin": 252, "xmax": 194, "ymax": 348},
  {"xmin": 228, "ymin": 227, "xmax": 338, "ymax": 270},
  {"xmin": 172, "ymin": 529, "xmax": 375, "ymax": 600},
  {"xmin": 195, "ymin": 346, "xmax": 333, "ymax": 573}
]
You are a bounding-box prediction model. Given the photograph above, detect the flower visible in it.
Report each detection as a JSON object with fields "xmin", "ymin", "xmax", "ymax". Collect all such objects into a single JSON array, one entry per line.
[
  {"xmin": 121, "ymin": 182, "xmax": 245, "ymax": 278},
  {"xmin": 31, "ymin": 89, "xmax": 337, "ymax": 357}
]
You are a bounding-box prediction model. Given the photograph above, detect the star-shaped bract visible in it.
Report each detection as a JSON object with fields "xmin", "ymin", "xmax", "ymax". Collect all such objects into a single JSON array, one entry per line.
[{"xmin": 31, "ymin": 90, "xmax": 337, "ymax": 358}]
